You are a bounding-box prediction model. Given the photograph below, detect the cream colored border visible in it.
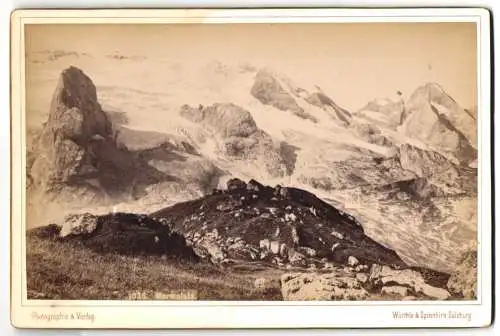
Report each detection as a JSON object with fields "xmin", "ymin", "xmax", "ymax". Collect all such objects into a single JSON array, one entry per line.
[{"xmin": 10, "ymin": 8, "xmax": 492, "ymax": 329}]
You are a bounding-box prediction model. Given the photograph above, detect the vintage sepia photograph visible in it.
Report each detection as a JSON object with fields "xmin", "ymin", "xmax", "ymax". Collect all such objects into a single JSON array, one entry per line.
[{"xmin": 10, "ymin": 8, "xmax": 492, "ymax": 329}]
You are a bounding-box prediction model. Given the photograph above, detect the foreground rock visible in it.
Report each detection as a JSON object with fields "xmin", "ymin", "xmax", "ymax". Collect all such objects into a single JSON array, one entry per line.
[
  {"xmin": 447, "ymin": 249, "xmax": 477, "ymax": 299},
  {"xmin": 398, "ymin": 144, "xmax": 476, "ymax": 196},
  {"xmin": 59, "ymin": 212, "xmax": 99, "ymax": 237},
  {"xmin": 29, "ymin": 212, "xmax": 200, "ymax": 261},
  {"xmin": 250, "ymin": 69, "xmax": 317, "ymax": 122}
]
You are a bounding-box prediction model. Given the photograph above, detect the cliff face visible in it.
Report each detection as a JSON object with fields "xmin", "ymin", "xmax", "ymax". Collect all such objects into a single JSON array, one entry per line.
[{"xmin": 398, "ymin": 144, "xmax": 477, "ymax": 196}]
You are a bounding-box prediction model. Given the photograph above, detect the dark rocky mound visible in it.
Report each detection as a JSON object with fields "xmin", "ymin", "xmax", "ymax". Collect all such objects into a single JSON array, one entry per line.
[
  {"xmin": 250, "ymin": 70, "xmax": 317, "ymax": 122},
  {"xmin": 28, "ymin": 66, "xmax": 169, "ymax": 204},
  {"xmin": 28, "ymin": 212, "xmax": 199, "ymax": 261},
  {"xmin": 152, "ymin": 178, "xmax": 407, "ymax": 268}
]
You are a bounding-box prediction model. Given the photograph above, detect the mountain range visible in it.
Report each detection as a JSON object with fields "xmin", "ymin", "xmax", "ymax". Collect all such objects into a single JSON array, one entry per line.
[{"xmin": 25, "ymin": 51, "xmax": 477, "ymax": 299}]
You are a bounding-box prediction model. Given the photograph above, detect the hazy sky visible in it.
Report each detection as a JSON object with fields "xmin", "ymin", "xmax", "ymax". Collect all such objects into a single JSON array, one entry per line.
[{"xmin": 25, "ymin": 22, "xmax": 477, "ymax": 111}]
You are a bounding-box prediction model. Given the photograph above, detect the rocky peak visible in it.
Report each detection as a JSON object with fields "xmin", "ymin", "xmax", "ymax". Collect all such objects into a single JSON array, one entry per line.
[
  {"xmin": 356, "ymin": 96, "xmax": 405, "ymax": 129},
  {"xmin": 28, "ymin": 66, "xmax": 165, "ymax": 205},
  {"xmin": 250, "ymin": 69, "xmax": 317, "ymax": 122},
  {"xmin": 418, "ymin": 82, "xmax": 447, "ymax": 96},
  {"xmin": 47, "ymin": 66, "xmax": 112, "ymax": 146}
]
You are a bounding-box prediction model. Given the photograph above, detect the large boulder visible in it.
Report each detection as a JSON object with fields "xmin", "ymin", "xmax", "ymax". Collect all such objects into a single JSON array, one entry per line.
[
  {"xmin": 180, "ymin": 103, "xmax": 258, "ymax": 138},
  {"xmin": 381, "ymin": 286, "xmax": 409, "ymax": 298}
]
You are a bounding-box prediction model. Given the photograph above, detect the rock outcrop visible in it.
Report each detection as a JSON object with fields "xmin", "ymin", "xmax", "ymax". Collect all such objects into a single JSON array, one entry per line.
[
  {"xmin": 352, "ymin": 123, "xmax": 394, "ymax": 148},
  {"xmin": 250, "ymin": 70, "xmax": 317, "ymax": 122},
  {"xmin": 400, "ymin": 82, "xmax": 477, "ymax": 163},
  {"xmin": 28, "ymin": 66, "xmax": 167, "ymax": 205},
  {"xmin": 398, "ymin": 144, "xmax": 476, "ymax": 195},
  {"xmin": 280, "ymin": 262, "xmax": 452, "ymax": 301},
  {"xmin": 447, "ymin": 249, "xmax": 477, "ymax": 299},
  {"xmin": 356, "ymin": 97, "xmax": 405, "ymax": 129},
  {"xmin": 369, "ymin": 264, "xmax": 451, "ymax": 300}
]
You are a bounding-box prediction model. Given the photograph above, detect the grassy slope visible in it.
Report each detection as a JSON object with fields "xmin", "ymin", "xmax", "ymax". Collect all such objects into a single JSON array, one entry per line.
[
  {"xmin": 26, "ymin": 231, "xmax": 457, "ymax": 301},
  {"xmin": 26, "ymin": 233, "xmax": 283, "ymax": 300}
]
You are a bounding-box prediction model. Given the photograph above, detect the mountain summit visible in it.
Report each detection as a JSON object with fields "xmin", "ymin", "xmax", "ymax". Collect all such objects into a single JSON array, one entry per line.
[{"xmin": 401, "ymin": 82, "xmax": 477, "ymax": 163}]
